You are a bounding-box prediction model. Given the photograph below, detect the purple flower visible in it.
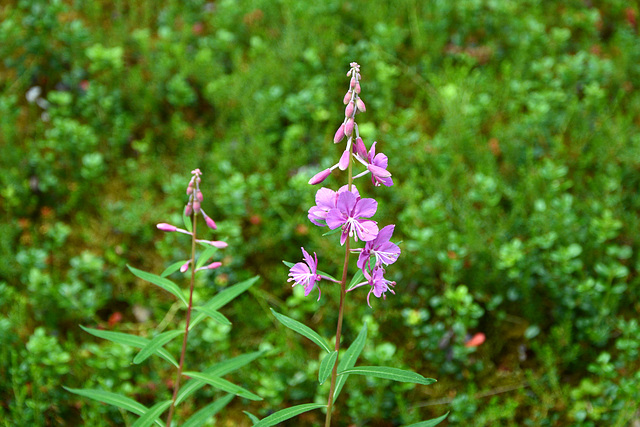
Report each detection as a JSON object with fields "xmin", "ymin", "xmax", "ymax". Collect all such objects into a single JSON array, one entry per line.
[
  {"xmin": 367, "ymin": 142, "xmax": 393, "ymax": 187},
  {"xmin": 326, "ymin": 191, "xmax": 378, "ymax": 245},
  {"xmin": 308, "ymin": 185, "xmax": 360, "ymax": 226},
  {"xmin": 287, "ymin": 247, "xmax": 322, "ymax": 301},
  {"xmin": 354, "ymin": 224, "xmax": 401, "ymax": 271},
  {"xmin": 364, "ymin": 266, "xmax": 396, "ymax": 307}
]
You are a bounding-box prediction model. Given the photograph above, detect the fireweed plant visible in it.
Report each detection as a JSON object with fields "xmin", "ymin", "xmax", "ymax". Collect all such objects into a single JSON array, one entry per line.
[
  {"xmin": 65, "ymin": 169, "xmax": 262, "ymax": 426},
  {"xmin": 260, "ymin": 64, "xmax": 448, "ymax": 426}
]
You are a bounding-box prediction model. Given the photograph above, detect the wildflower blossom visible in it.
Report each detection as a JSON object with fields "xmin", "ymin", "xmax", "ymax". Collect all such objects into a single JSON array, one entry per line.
[
  {"xmin": 353, "ymin": 224, "xmax": 400, "ymax": 271},
  {"xmin": 325, "ymin": 191, "xmax": 378, "ymax": 245},
  {"xmin": 287, "ymin": 247, "xmax": 323, "ymax": 301}
]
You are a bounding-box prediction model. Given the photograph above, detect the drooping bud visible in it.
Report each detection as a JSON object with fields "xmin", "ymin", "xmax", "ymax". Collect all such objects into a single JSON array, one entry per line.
[
  {"xmin": 193, "ymin": 200, "xmax": 201, "ymax": 213},
  {"xmin": 198, "ymin": 261, "xmax": 222, "ymax": 271},
  {"xmin": 186, "ymin": 182, "xmax": 194, "ymax": 195},
  {"xmin": 196, "ymin": 191, "xmax": 203, "ymax": 202},
  {"xmin": 309, "ymin": 168, "xmax": 332, "ymax": 185},
  {"xmin": 333, "ymin": 123, "xmax": 345, "ymax": 143},
  {"xmin": 157, "ymin": 223, "xmax": 178, "ymax": 232},
  {"xmin": 345, "ymin": 102, "xmax": 354, "ymax": 118},
  {"xmin": 344, "ymin": 118, "xmax": 354, "ymax": 136},
  {"xmin": 343, "ymin": 91, "xmax": 352, "ymax": 105},
  {"xmin": 180, "ymin": 260, "xmax": 191, "ymax": 273},
  {"xmin": 338, "ymin": 149, "xmax": 351, "ymax": 170},
  {"xmin": 197, "ymin": 239, "xmax": 228, "ymax": 248},
  {"xmin": 356, "ymin": 98, "xmax": 366, "ymax": 112},
  {"xmin": 354, "ymin": 137, "xmax": 367, "ymax": 158},
  {"xmin": 368, "ymin": 163, "xmax": 392, "ymax": 178},
  {"xmin": 350, "ymin": 77, "xmax": 356, "ymax": 88},
  {"xmin": 355, "ymin": 82, "xmax": 361, "ymax": 94},
  {"xmin": 185, "ymin": 205, "xmax": 193, "ymax": 217}
]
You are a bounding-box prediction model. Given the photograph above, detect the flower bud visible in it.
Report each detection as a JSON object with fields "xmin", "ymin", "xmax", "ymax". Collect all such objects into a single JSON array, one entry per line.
[
  {"xmin": 345, "ymin": 102, "xmax": 354, "ymax": 118},
  {"xmin": 338, "ymin": 149, "xmax": 350, "ymax": 170},
  {"xmin": 333, "ymin": 123, "xmax": 345, "ymax": 143},
  {"xmin": 309, "ymin": 168, "xmax": 332, "ymax": 185},
  {"xmin": 344, "ymin": 118, "xmax": 354, "ymax": 136},
  {"xmin": 184, "ymin": 205, "xmax": 193, "ymax": 216},
  {"xmin": 355, "ymin": 82, "xmax": 361, "ymax": 94},
  {"xmin": 201, "ymin": 261, "xmax": 222, "ymax": 270},
  {"xmin": 157, "ymin": 223, "xmax": 178, "ymax": 232},
  {"xmin": 180, "ymin": 260, "xmax": 191, "ymax": 273},
  {"xmin": 356, "ymin": 98, "xmax": 366, "ymax": 112},
  {"xmin": 205, "ymin": 216, "xmax": 217, "ymax": 229},
  {"xmin": 343, "ymin": 91, "xmax": 352, "ymax": 105},
  {"xmin": 355, "ymin": 137, "xmax": 367, "ymax": 158},
  {"xmin": 196, "ymin": 191, "xmax": 203, "ymax": 202},
  {"xmin": 186, "ymin": 182, "xmax": 194, "ymax": 195},
  {"xmin": 193, "ymin": 201, "xmax": 201, "ymax": 213},
  {"xmin": 350, "ymin": 77, "xmax": 356, "ymax": 88}
]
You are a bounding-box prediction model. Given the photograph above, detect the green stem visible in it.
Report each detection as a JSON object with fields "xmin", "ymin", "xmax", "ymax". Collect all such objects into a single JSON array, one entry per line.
[
  {"xmin": 165, "ymin": 213, "xmax": 198, "ymax": 426},
  {"xmin": 324, "ymin": 150, "xmax": 354, "ymax": 427}
]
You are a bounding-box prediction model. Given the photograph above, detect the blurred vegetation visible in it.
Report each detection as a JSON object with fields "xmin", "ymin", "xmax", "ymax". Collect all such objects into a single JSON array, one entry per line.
[{"xmin": 1, "ymin": 0, "xmax": 639, "ymax": 425}]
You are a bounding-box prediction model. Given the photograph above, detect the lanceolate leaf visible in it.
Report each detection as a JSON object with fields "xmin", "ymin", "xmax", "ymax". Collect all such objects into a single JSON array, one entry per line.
[
  {"xmin": 175, "ymin": 351, "xmax": 263, "ymax": 406},
  {"xmin": 338, "ymin": 366, "xmax": 437, "ymax": 385},
  {"xmin": 183, "ymin": 211, "xmax": 192, "ymax": 232},
  {"xmin": 333, "ymin": 322, "xmax": 367, "ymax": 403},
  {"xmin": 80, "ymin": 325, "xmax": 178, "ymax": 368},
  {"xmin": 182, "ymin": 372, "xmax": 262, "ymax": 401},
  {"xmin": 189, "ymin": 276, "xmax": 260, "ymax": 331},
  {"xmin": 318, "ymin": 351, "xmax": 338, "ymax": 385},
  {"xmin": 403, "ymin": 412, "xmax": 449, "ymax": 427},
  {"xmin": 254, "ymin": 403, "xmax": 327, "ymax": 427},
  {"xmin": 347, "ymin": 268, "xmax": 365, "ymax": 291},
  {"xmin": 160, "ymin": 260, "xmax": 186, "ymax": 277},
  {"xmin": 127, "ymin": 265, "xmax": 188, "ymax": 307},
  {"xmin": 63, "ymin": 387, "xmax": 163, "ymax": 427},
  {"xmin": 270, "ymin": 308, "xmax": 331, "ymax": 353},
  {"xmin": 244, "ymin": 411, "xmax": 260, "ymax": 425},
  {"xmin": 196, "ymin": 245, "xmax": 218, "ymax": 269},
  {"xmin": 131, "ymin": 400, "xmax": 172, "ymax": 427},
  {"xmin": 193, "ymin": 306, "xmax": 231, "ymax": 325},
  {"xmin": 133, "ymin": 330, "xmax": 184, "ymax": 365},
  {"xmin": 322, "ymin": 227, "xmax": 342, "ymax": 237},
  {"xmin": 182, "ymin": 394, "xmax": 234, "ymax": 427}
]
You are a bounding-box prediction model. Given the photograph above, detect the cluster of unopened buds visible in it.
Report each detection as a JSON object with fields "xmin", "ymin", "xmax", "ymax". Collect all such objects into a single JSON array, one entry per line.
[
  {"xmin": 288, "ymin": 63, "xmax": 401, "ymax": 307},
  {"xmin": 156, "ymin": 169, "xmax": 227, "ymax": 273}
]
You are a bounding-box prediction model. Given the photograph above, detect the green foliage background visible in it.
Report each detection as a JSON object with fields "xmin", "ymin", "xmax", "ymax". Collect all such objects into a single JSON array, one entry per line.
[{"xmin": 1, "ymin": 0, "xmax": 639, "ymax": 425}]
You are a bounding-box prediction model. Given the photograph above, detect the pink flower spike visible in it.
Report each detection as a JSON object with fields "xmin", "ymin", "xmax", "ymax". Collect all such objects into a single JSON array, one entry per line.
[
  {"xmin": 180, "ymin": 260, "xmax": 191, "ymax": 273},
  {"xmin": 157, "ymin": 223, "xmax": 178, "ymax": 232},
  {"xmin": 345, "ymin": 102, "xmax": 354, "ymax": 118},
  {"xmin": 309, "ymin": 168, "xmax": 332, "ymax": 185},
  {"xmin": 338, "ymin": 149, "xmax": 351, "ymax": 170},
  {"xmin": 197, "ymin": 261, "xmax": 222, "ymax": 272},
  {"xmin": 344, "ymin": 118, "xmax": 354, "ymax": 136},
  {"xmin": 343, "ymin": 91, "xmax": 352, "ymax": 105},
  {"xmin": 333, "ymin": 124, "xmax": 345, "ymax": 143},
  {"xmin": 356, "ymin": 98, "xmax": 366, "ymax": 112}
]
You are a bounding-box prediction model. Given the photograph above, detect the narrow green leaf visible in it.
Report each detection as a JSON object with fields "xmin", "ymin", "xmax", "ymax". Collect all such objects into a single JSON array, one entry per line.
[
  {"xmin": 133, "ymin": 330, "xmax": 184, "ymax": 365},
  {"xmin": 282, "ymin": 261, "xmax": 338, "ymax": 283},
  {"xmin": 347, "ymin": 269, "xmax": 365, "ymax": 291},
  {"xmin": 196, "ymin": 245, "xmax": 218, "ymax": 269},
  {"xmin": 80, "ymin": 326, "xmax": 178, "ymax": 368},
  {"xmin": 270, "ymin": 308, "xmax": 331, "ymax": 353},
  {"xmin": 333, "ymin": 322, "xmax": 367, "ymax": 403},
  {"xmin": 254, "ymin": 403, "xmax": 326, "ymax": 427},
  {"xmin": 182, "ymin": 372, "xmax": 262, "ymax": 401},
  {"xmin": 189, "ymin": 276, "xmax": 259, "ymax": 331},
  {"xmin": 127, "ymin": 265, "xmax": 188, "ymax": 307},
  {"xmin": 318, "ymin": 351, "xmax": 338, "ymax": 385},
  {"xmin": 403, "ymin": 412, "xmax": 449, "ymax": 427},
  {"xmin": 183, "ymin": 211, "xmax": 193, "ymax": 232},
  {"xmin": 161, "ymin": 260, "xmax": 186, "ymax": 278},
  {"xmin": 322, "ymin": 227, "xmax": 342, "ymax": 237},
  {"xmin": 338, "ymin": 366, "xmax": 436, "ymax": 385},
  {"xmin": 193, "ymin": 306, "xmax": 231, "ymax": 325},
  {"xmin": 244, "ymin": 411, "xmax": 260, "ymax": 425},
  {"xmin": 175, "ymin": 351, "xmax": 263, "ymax": 406},
  {"xmin": 63, "ymin": 387, "xmax": 163, "ymax": 426},
  {"xmin": 131, "ymin": 400, "xmax": 172, "ymax": 427},
  {"xmin": 182, "ymin": 394, "xmax": 234, "ymax": 427}
]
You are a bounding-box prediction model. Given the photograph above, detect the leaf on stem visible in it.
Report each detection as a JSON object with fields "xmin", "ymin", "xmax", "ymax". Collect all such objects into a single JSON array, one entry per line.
[
  {"xmin": 270, "ymin": 308, "xmax": 331, "ymax": 353},
  {"xmin": 347, "ymin": 268, "xmax": 365, "ymax": 291},
  {"xmin": 160, "ymin": 260, "xmax": 187, "ymax": 278},
  {"xmin": 131, "ymin": 400, "xmax": 173, "ymax": 427},
  {"xmin": 182, "ymin": 394, "xmax": 235, "ymax": 427},
  {"xmin": 253, "ymin": 403, "xmax": 327, "ymax": 427},
  {"xmin": 196, "ymin": 245, "xmax": 218, "ymax": 269},
  {"xmin": 193, "ymin": 306, "xmax": 231, "ymax": 325},
  {"xmin": 244, "ymin": 411, "xmax": 260, "ymax": 425},
  {"xmin": 319, "ymin": 351, "xmax": 338, "ymax": 384},
  {"xmin": 175, "ymin": 351, "xmax": 263, "ymax": 406},
  {"xmin": 182, "ymin": 372, "xmax": 262, "ymax": 401},
  {"xmin": 127, "ymin": 265, "xmax": 188, "ymax": 307},
  {"xmin": 63, "ymin": 387, "xmax": 163, "ymax": 426},
  {"xmin": 338, "ymin": 366, "xmax": 437, "ymax": 385},
  {"xmin": 403, "ymin": 412, "xmax": 449, "ymax": 427},
  {"xmin": 333, "ymin": 322, "xmax": 367, "ymax": 403},
  {"xmin": 183, "ymin": 210, "xmax": 192, "ymax": 232},
  {"xmin": 322, "ymin": 227, "xmax": 342, "ymax": 237},
  {"xmin": 133, "ymin": 330, "xmax": 184, "ymax": 365},
  {"xmin": 189, "ymin": 276, "xmax": 260, "ymax": 331},
  {"xmin": 80, "ymin": 325, "xmax": 178, "ymax": 368}
]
